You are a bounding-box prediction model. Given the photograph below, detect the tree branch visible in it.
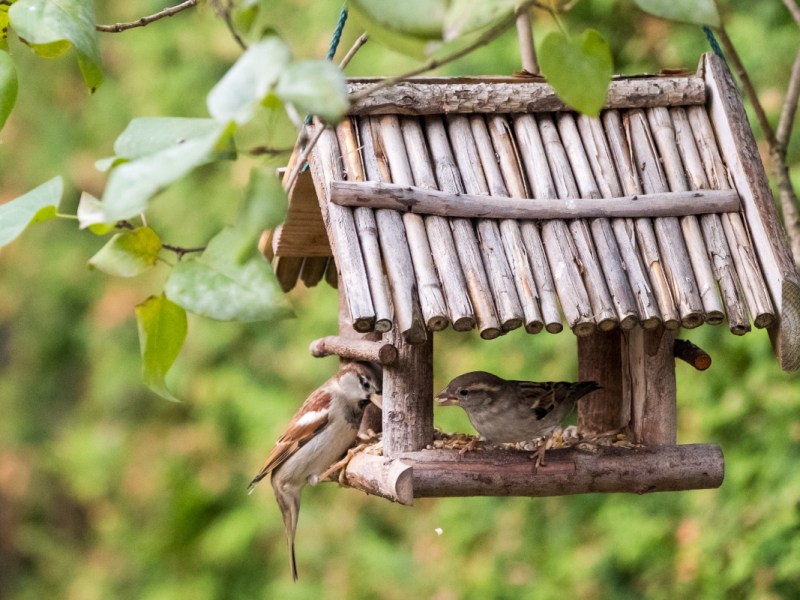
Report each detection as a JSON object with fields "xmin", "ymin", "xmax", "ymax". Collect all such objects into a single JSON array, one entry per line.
[
  {"xmin": 339, "ymin": 33, "xmax": 369, "ymax": 70},
  {"xmin": 784, "ymin": 0, "xmax": 800, "ymax": 28},
  {"xmin": 776, "ymin": 47, "xmax": 800, "ymax": 153},
  {"xmin": 96, "ymin": 1, "xmax": 197, "ymax": 33}
]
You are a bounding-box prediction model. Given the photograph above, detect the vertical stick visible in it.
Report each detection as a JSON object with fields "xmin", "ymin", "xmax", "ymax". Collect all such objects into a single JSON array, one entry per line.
[
  {"xmin": 515, "ymin": 8, "xmax": 539, "ymax": 75},
  {"xmin": 382, "ymin": 329, "xmax": 434, "ymax": 457}
]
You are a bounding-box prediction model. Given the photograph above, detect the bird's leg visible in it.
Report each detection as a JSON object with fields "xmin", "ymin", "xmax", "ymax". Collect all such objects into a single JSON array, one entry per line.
[
  {"xmin": 530, "ymin": 435, "xmax": 554, "ymax": 471},
  {"xmin": 318, "ymin": 442, "xmax": 371, "ymax": 485}
]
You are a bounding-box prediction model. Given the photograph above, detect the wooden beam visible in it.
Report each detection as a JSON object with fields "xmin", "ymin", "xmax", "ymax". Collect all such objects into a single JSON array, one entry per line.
[
  {"xmin": 309, "ymin": 335, "xmax": 398, "ymax": 366},
  {"xmin": 342, "ymin": 445, "xmax": 724, "ymax": 503},
  {"xmin": 347, "ymin": 75, "xmax": 707, "ymax": 115},
  {"xmin": 329, "ymin": 181, "xmax": 740, "ymax": 220}
]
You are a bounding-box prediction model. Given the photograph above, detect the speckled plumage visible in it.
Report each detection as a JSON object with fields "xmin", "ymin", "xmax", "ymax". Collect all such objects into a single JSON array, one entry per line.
[{"xmin": 435, "ymin": 371, "xmax": 600, "ymax": 443}]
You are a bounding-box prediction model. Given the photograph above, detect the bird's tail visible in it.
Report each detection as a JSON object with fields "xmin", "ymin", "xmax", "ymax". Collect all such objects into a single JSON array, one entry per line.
[{"xmin": 275, "ymin": 484, "xmax": 301, "ymax": 582}]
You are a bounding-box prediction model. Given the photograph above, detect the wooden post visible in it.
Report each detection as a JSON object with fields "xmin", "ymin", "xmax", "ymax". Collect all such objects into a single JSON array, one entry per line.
[
  {"xmin": 382, "ymin": 327, "xmax": 434, "ymax": 457},
  {"xmin": 623, "ymin": 326, "xmax": 677, "ymax": 445},
  {"xmin": 578, "ymin": 331, "xmax": 627, "ymax": 433}
]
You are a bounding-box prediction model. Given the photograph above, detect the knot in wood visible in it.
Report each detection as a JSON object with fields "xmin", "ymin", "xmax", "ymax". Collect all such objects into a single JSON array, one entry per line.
[{"xmin": 387, "ymin": 410, "xmax": 405, "ymax": 424}]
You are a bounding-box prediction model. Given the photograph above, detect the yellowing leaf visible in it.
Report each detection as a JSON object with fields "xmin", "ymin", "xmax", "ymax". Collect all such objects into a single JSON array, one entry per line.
[
  {"xmin": 135, "ymin": 295, "xmax": 187, "ymax": 402},
  {"xmin": 88, "ymin": 226, "xmax": 162, "ymax": 277},
  {"xmin": 0, "ymin": 176, "xmax": 62, "ymax": 248}
]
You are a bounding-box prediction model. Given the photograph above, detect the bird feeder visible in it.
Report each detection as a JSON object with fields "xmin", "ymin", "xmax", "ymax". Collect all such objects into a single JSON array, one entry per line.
[{"xmin": 264, "ymin": 53, "xmax": 800, "ymax": 505}]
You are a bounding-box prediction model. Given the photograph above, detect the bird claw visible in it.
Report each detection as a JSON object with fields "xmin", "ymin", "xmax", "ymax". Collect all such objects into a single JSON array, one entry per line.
[{"xmin": 319, "ymin": 442, "xmax": 370, "ymax": 485}]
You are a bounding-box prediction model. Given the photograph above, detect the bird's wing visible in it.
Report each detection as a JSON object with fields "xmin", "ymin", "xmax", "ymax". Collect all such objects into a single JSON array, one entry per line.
[
  {"xmin": 248, "ymin": 388, "xmax": 332, "ymax": 490},
  {"xmin": 513, "ymin": 381, "xmax": 573, "ymax": 420}
]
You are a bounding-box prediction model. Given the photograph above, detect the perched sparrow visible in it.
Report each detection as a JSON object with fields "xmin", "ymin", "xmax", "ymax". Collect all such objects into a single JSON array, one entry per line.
[
  {"xmin": 435, "ymin": 371, "xmax": 600, "ymax": 444},
  {"xmin": 248, "ymin": 361, "xmax": 382, "ymax": 581}
]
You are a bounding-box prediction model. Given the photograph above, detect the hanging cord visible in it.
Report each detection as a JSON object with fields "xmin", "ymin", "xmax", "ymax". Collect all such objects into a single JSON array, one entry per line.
[
  {"xmin": 304, "ymin": 5, "xmax": 348, "ymax": 127},
  {"xmin": 702, "ymin": 25, "xmax": 726, "ymax": 62}
]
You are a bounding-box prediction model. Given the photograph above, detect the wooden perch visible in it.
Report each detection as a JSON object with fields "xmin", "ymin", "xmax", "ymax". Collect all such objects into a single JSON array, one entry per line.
[
  {"xmin": 673, "ymin": 338, "xmax": 712, "ymax": 371},
  {"xmin": 343, "ymin": 444, "xmax": 724, "ymax": 505},
  {"xmin": 309, "ymin": 336, "xmax": 398, "ymax": 366},
  {"xmin": 347, "ymin": 75, "xmax": 706, "ymax": 115},
  {"xmin": 329, "ymin": 181, "xmax": 740, "ymax": 221}
]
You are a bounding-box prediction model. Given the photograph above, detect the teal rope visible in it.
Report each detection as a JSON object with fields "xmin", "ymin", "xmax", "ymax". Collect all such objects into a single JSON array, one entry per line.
[
  {"xmin": 326, "ymin": 5, "xmax": 348, "ymax": 61},
  {"xmin": 702, "ymin": 25, "xmax": 726, "ymax": 61}
]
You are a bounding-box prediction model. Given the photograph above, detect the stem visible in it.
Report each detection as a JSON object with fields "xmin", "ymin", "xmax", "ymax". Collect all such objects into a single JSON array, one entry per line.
[
  {"xmin": 281, "ymin": 124, "xmax": 327, "ymax": 195},
  {"xmin": 161, "ymin": 243, "xmax": 205, "ymax": 259},
  {"xmin": 776, "ymin": 47, "xmax": 800, "ymax": 154},
  {"xmin": 96, "ymin": 1, "xmax": 197, "ymax": 33},
  {"xmin": 55, "ymin": 213, "xmax": 79, "ymax": 220},
  {"xmin": 784, "ymin": 0, "xmax": 800, "ymax": 27},
  {"xmin": 339, "ymin": 33, "xmax": 369, "ymax": 70}
]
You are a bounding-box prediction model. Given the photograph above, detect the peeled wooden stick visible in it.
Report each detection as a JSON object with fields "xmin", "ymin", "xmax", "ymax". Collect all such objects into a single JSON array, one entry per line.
[
  {"xmin": 648, "ymin": 107, "xmax": 724, "ymax": 324},
  {"xmin": 400, "ymin": 117, "xmax": 476, "ymax": 331},
  {"xmin": 336, "ymin": 119, "xmax": 394, "ymax": 332},
  {"xmin": 359, "ymin": 118, "xmax": 427, "ymax": 344},
  {"xmin": 628, "ymin": 109, "xmax": 705, "ymax": 329},
  {"xmin": 447, "ymin": 115, "xmax": 524, "ymax": 332},
  {"xmin": 424, "ymin": 116, "xmax": 503, "ymax": 339},
  {"xmin": 539, "ymin": 114, "xmax": 618, "ymax": 331},
  {"xmin": 514, "ymin": 114, "xmax": 594, "ymax": 336},
  {"xmin": 673, "ymin": 338, "xmax": 712, "ymax": 371},
  {"xmin": 577, "ymin": 114, "xmax": 661, "ymax": 329},
  {"xmin": 310, "ymin": 335, "xmax": 399, "ymax": 366},
  {"xmin": 603, "ymin": 110, "xmax": 679, "ymax": 329},
  {"xmin": 671, "ymin": 106, "xmax": 750, "ymax": 334},
  {"xmin": 376, "ymin": 115, "xmax": 450, "ymax": 331}
]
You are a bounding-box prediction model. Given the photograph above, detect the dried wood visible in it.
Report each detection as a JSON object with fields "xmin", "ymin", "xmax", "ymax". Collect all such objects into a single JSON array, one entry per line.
[
  {"xmin": 539, "ymin": 114, "xmax": 618, "ymax": 331},
  {"xmin": 329, "ymin": 181, "xmax": 740, "ymax": 220},
  {"xmin": 471, "ymin": 115, "xmax": 543, "ymax": 333},
  {"xmin": 673, "ymin": 338, "xmax": 712, "ymax": 371},
  {"xmin": 628, "ymin": 109, "xmax": 705, "ymax": 329},
  {"xmin": 578, "ymin": 331, "xmax": 628, "ymax": 433},
  {"xmin": 487, "ymin": 115, "xmax": 561, "ymax": 333},
  {"xmin": 382, "ymin": 329, "xmax": 434, "ymax": 457},
  {"xmin": 424, "ymin": 116, "xmax": 502, "ymax": 339},
  {"xmin": 603, "ymin": 110, "xmax": 680, "ymax": 329},
  {"xmin": 702, "ymin": 54, "xmax": 799, "ymax": 372},
  {"xmin": 648, "ymin": 107, "xmax": 724, "ymax": 324},
  {"xmin": 577, "ymin": 114, "xmax": 661, "ymax": 329},
  {"xmin": 671, "ymin": 106, "xmax": 750, "ymax": 334},
  {"xmin": 557, "ymin": 113, "xmax": 640, "ymax": 330},
  {"xmin": 347, "ymin": 76, "xmax": 707, "ymax": 115},
  {"xmin": 309, "ymin": 335, "xmax": 398, "ymax": 366},
  {"xmin": 359, "ymin": 118, "xmax": 427, "ymax": 344},
  {"xmin": 336, "ymin": 119, "xmax": 394, "ymax": 332},
  {"xmin": 376, "ymin": 115, "xmax": 449, "ymax": 331},
  {"xmin": 343, "ymin": 444, "xmax": 725, "ymax": 501},
  {"xmin": 686, "ymin": 104, "xmax": 776, "ymax": 332},
  {"xmin": 273, "ymin": 167, "xmax": 331, "ymax": 257},
  {"xmin": 400, "ymin": 117, "xmax": 475, "ymax": 332},
  {"xmin": 623, "ymin": 326, "xmax": 677, "ymax": 446},
  {"xmin": 447, "ymin": 115, "xmax": 524, "ymax": 332},
  {"xmin": 309, "ymin": 125, "xmax": 375, "ymax": 332},
  {"xmin": 514, "ymin": 114, "xmax": 594, "ymax": 336},
  {"xmin": 325, "ymin": 258, "xmax": 338, "ymax": 288},
  {"xmin": 274, "ymin": 256, "xmax": 303, "ymax": 292},
  {"xmin": 299, "ymin": 257, "xmax": 328, "ymax": 288}
]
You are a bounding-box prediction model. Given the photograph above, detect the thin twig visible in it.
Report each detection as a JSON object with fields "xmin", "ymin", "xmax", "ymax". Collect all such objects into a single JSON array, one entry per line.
[
  {"xmin": 282, "ymin": 124, "xmax": 326, "ymax": 194},
  {"xmin": 776, "ymin": 47, "xmax": 800, "ymax": 154},
  {"xmin": 161, "ymin": 243, "xmax": 206, "ymax": 259},
  {"xmin": 515, "ymin": 7, "xmax": 539, "ymax": 75},
  {"xmin": 339, "ymin": 33, "xmax": 369, "ymax": 70},
  {"xmin": 715, "ymin": 25, "xmax": 777, "ymax": 147},
  {"xmin": 349, "ymin": 1, "xmax": 540, "ymax": 105},
  {"xmin": 247, "ymin": 145, "xmax": 294, "ymax": 157},
  {"xmin": 220, "ymin": 3, "xmax": 247, "ymax": 50},
  {"xmin": 784, "ymin": 0, "xmax": 800, "ymax": 27},
  {"xmin": 96, "ymin": 0, "xmax": 197, "ymax": 33}
]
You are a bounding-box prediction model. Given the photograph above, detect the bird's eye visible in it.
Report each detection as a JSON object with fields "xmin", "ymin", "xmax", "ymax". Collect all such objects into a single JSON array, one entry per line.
[{"xmin": 458, "ymin": 388, "xmax": 469, "ymax": 397}]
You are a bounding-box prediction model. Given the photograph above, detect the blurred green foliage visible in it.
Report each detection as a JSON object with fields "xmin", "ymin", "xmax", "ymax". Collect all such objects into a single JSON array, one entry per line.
[{"xmin": 1, "ymin": 1, "xmax": 800, "ymax": 598}]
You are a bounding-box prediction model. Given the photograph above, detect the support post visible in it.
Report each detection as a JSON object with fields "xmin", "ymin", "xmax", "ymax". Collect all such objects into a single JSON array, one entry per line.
[{"xmin": 577, "ymin": 330, "xmax": 628, "ymax": 433}]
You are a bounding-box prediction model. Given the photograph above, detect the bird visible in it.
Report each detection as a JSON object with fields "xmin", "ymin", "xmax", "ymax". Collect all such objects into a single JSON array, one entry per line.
[
  {"xmin": 435, "ymin": 371, "xmax": 600, "ymax": 452},
  {"xmin": 248, "ymin": 361, "xmax": 382, "ymax": 581}
]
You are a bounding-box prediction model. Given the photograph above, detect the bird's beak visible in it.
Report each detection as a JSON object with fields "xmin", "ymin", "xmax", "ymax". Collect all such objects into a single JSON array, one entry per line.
[
  {"xmin": 435, "ymin": 390, "xmax": 458, "ymax": 406},
  {"xmin": 370, "ymin": 392, "xmax": 382, "ymax": 410}
]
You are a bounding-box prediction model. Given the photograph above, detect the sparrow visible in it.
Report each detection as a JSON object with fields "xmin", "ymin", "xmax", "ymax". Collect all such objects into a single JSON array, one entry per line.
[
  {"xmin": 435, "ymin": 371, "xmax": 600, "ymax": 444},
  {"xmin": 248, "ymin": 361, "xmax": 382, "ymax": 581}
]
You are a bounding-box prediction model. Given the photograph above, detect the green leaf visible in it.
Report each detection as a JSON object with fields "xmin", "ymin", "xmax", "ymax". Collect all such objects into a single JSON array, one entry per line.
[
  {"xmin": 92, "ymin": 120, "xmax": 235, "ymax": 224},
  {"xmin": 0, "ymin": 176, "xmax": 62, "ymax": 248},
  {"xmin": 77, "ymin": 191, "xmax": 114, "ymax": 233},
  {"xmin": 231, "ymin": 167, "xmax": 287, "ymax": 262},
  {"xmin": 135, "ymin": 295, "xmax": 187, "ymax": 402},
  {"xmin": 207, "ymin": 36, "xmax": 291, "ymax": 125},
  {"xmin": 635, "ymin": 0, "xmax": 720, "ymax": 27},
  {"xmin": 347, "ymin": 1, "xmax": 431, "ymax": 59},
  {"xmin": 165, "ymin": 227, "xmax": 293, "ymax": 322},
  {"xmin": 348, "ymin": 0, "xmax": 446, "ymax": 41},
  {"xmin": 539, "ymin": 29, "xmax": 613, "ymax": 117},
  {"xmin": 275, "ymin": 60, "xmax": 348, "ymax": 123},
  {"xmin": 88, "ymin": 226, "xmax": 162, "ymax": 277},
  {"xmin": 0, "ymin": 49, "xmax": 17, "ymax": 129},
  {"xmin": 0, "ymin": 1, "xmax": 15, "ymax": 51},
  {"xmin": 113, "ymin": 117, "xmax": 236, "ymax": 161},
  {"xmin": 443, "ymin": 0, "xmax": 515, "ymax": 41},
  {"xmin": 9, "ymin": 0, "xmax": 103, "ymax": 91}
]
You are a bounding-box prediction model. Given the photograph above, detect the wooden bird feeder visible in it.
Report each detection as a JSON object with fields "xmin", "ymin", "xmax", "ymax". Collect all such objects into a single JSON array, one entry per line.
[{"xmin": 264, "ymin": 53, "xmax": 800, "ymax": 505}]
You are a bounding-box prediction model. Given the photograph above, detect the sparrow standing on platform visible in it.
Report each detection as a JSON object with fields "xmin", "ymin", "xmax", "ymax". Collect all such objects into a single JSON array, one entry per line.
[
  {"xmin": 435, "ymin": 371, "xmax": 600, "ymax": 444},
  {"xmin": 248, "ymin": 361, "xmax": 382, "ymax": 581}
]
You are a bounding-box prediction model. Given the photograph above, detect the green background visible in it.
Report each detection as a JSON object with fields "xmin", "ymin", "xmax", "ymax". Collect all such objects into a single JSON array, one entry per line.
[{"xmin": 1, "ymin": 1, "xmax": 799, "ymax": 598}]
